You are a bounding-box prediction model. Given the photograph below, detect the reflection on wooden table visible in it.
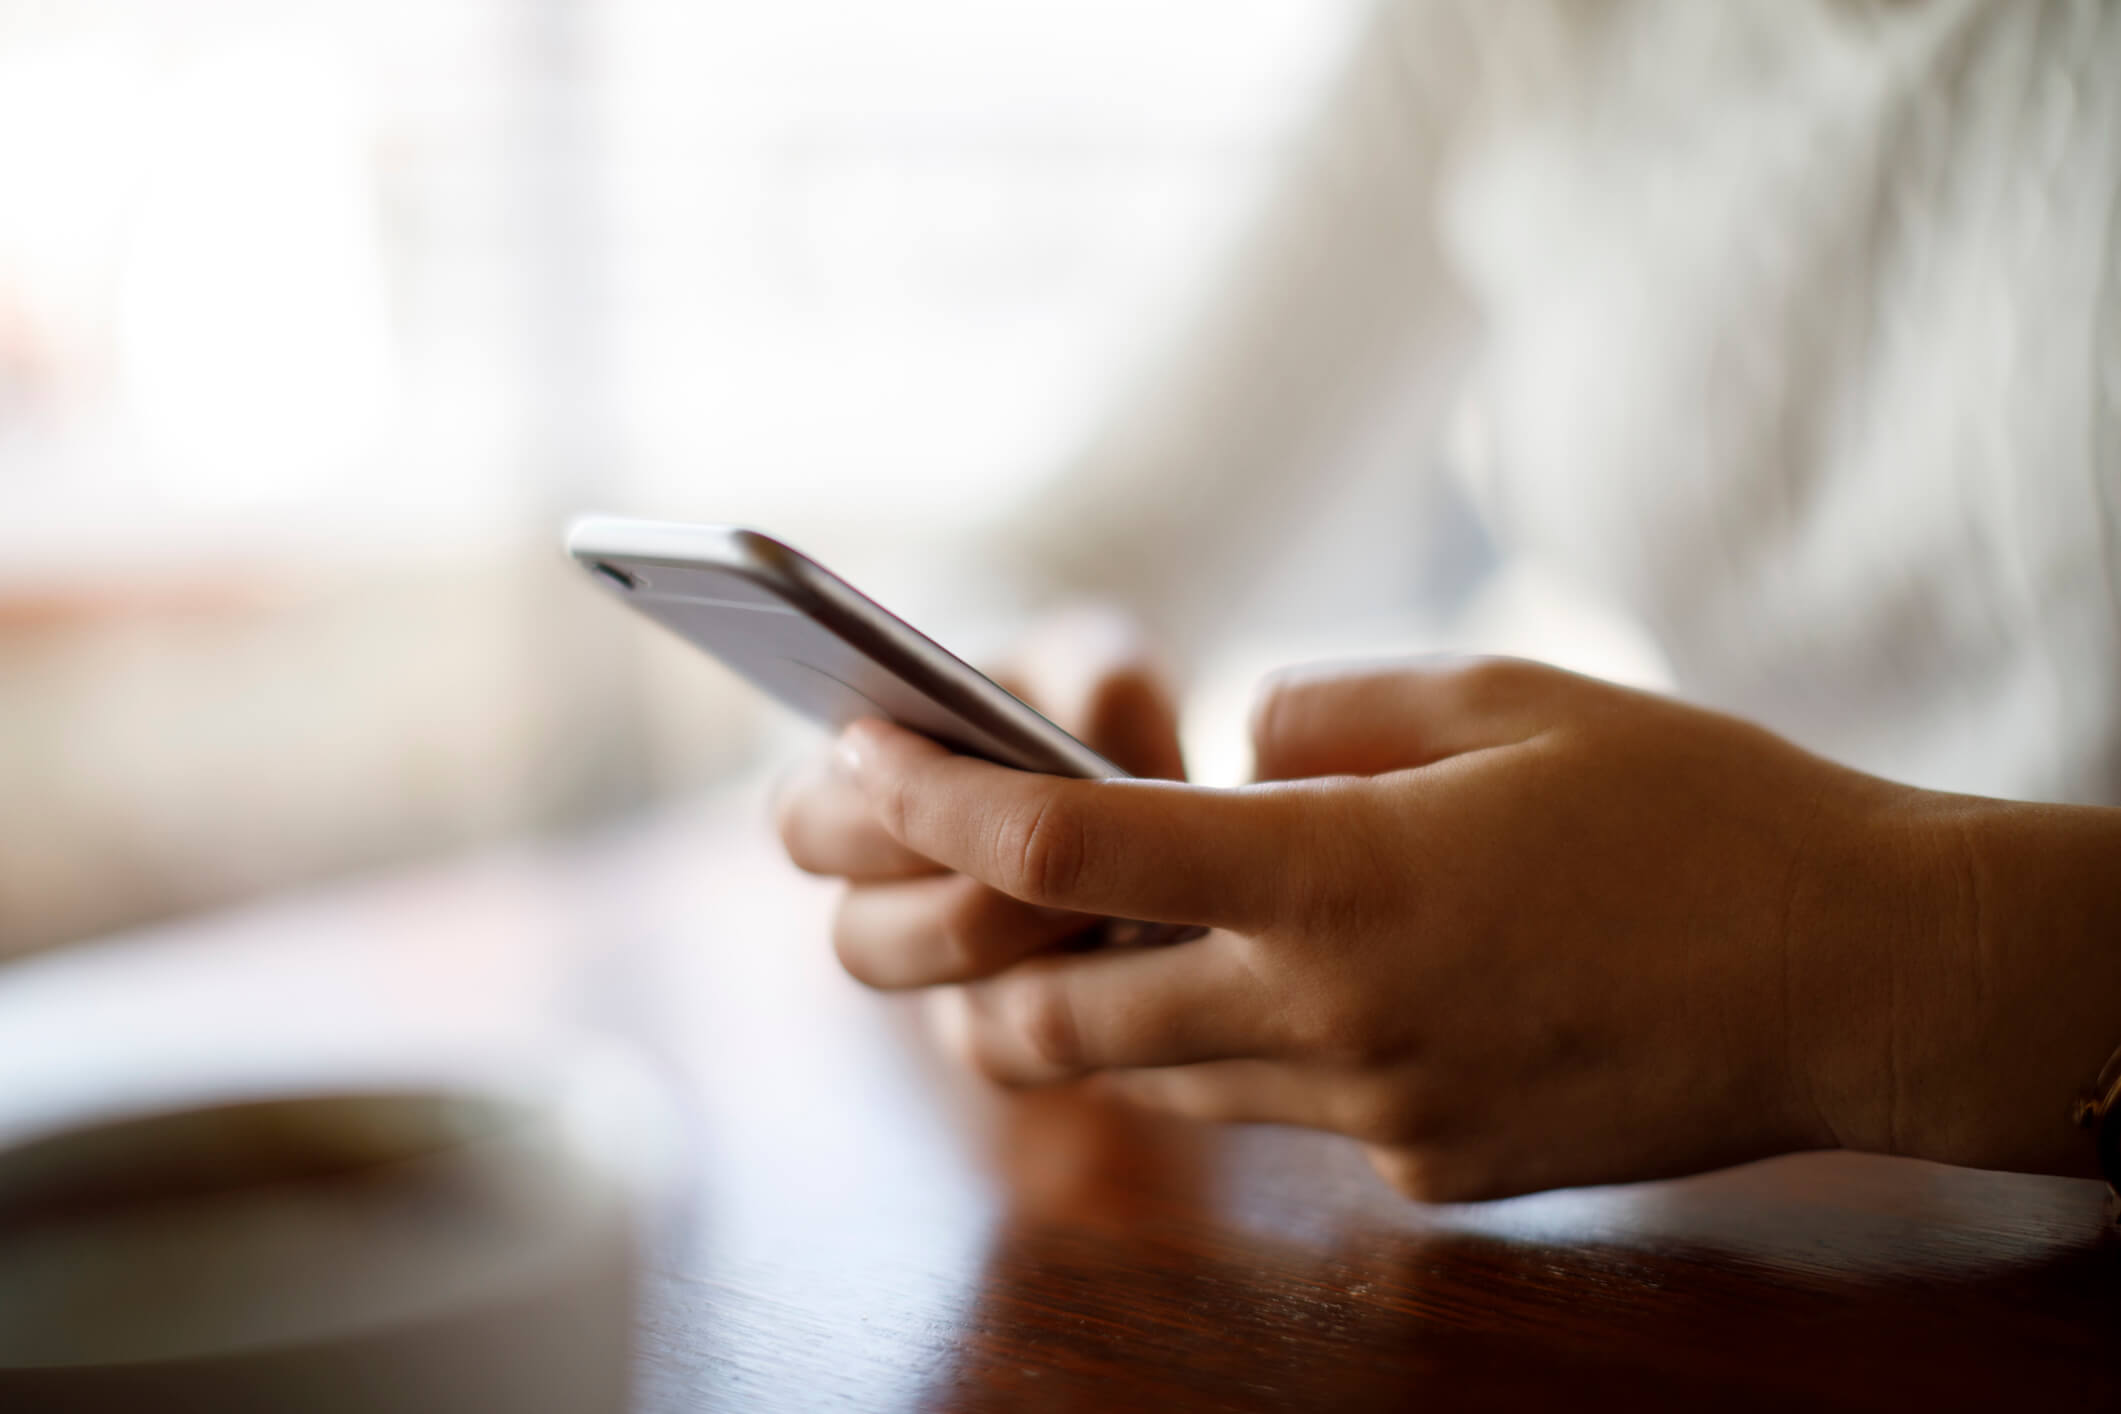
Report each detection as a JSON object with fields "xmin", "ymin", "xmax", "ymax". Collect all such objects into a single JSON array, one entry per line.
[{"xmin": 1, "ymin": 785, "xmax": 2115, "ymax": 1411}]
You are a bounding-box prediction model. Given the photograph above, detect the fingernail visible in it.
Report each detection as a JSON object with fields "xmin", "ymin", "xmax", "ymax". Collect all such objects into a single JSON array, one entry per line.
[{"xmin": 834, "ymin": 728, "xmax": 867, "ymax": 777}]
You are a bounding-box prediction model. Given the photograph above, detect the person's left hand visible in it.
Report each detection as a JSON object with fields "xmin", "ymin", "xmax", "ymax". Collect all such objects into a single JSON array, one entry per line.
[{"xmin": 826, "ymin": 656, "xmax": 1942, "ymax": 1201}]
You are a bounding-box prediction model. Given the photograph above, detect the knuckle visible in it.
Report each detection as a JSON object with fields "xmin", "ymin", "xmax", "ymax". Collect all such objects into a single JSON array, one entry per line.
[
  {"xmin": 772, "ymin": 787, "xmax": 824, "ymax": 871},
  {"xmin": 922, "ymin": 988, "xmax": 984, "ymax": 1073},
  {"xmin": 1082, "ymin": 666, "xmax": 1158, "ymax": 737},
  {"xmin": 1337, "ymin": 1083, "xmax": 1443, "ymax": 1146},
  {"xmin": 1290, "ymin": 841, "xmax": 1381, "ymax": 943},
  {"xmin": 1248, "ymin": 782, "xmax": 1396, "ymax": 943},
  {"xmin": 1005, "ymin": 981, "xmax": 1084, "ymax": 1075},
  {"xmin": 1364, "ymin": 1146, "xmax": 1428, "ymax": 1201},
  {"xmin": 1365, "ymin": 1146, "xmax": 1492, "ymax": 1205},
  {"xmin": 1246, "ymin": 673, "xmax": 1309, "ymax": 776},
  {"xmin": 1277, "ymin": 972, "xmax": 1398, "ymax": 1066},
  {"xmin": 829, "ymin": 892, "xmax": 888, "ymax": 988},
  {"xmin": 1443, "ymin": 656, "xmax": 1540, "ymax": 713},
  {"xmin": 869, "ymin": 767, "xmax": 913, "ymax": 842},
  {"xmin": 1274, "ymin": 987, "xmax": 1340, "ymax": 1056},
  {"xmin": 963, "ymin": 1044, "xmax": 1020, "ymax": 1087},
  {"xmin": 933, "ymin": 883, "xmax": 1002, "ymax": 977},
  {"xmin": 999, "ymin": 789, "xmax": 1086, "ymax": 904}
]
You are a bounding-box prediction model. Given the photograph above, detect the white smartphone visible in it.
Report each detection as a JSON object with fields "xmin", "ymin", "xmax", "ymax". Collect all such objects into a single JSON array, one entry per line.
[
  {"xmin": 566, "ymin": 516, "xmax": 1202, "ymax": 943},
  {"xmin": 566, "ymin": 516, "xmax": 1125, "ymax": 777}
]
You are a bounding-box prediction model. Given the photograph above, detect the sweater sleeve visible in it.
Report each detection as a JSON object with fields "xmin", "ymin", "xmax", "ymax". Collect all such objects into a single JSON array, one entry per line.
[{"xmin": 955, "ymin": 0, "xmax": 1489, "ymax": 666}]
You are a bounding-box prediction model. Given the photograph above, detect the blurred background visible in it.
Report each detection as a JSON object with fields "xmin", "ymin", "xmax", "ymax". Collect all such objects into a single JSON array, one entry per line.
[{"xmin": 0, "ymin": 0, "xmax": 1389, "ymax": 954}]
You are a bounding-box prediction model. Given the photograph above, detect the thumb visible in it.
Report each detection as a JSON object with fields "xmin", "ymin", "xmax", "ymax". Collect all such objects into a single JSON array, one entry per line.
[
  {"xmin": 1249, "ymin": 656, "xmax": 1562, "ymax": 782},
  {"xmin": 840, "ymin": 718, "xmax": 1285, "ymax": 930}
]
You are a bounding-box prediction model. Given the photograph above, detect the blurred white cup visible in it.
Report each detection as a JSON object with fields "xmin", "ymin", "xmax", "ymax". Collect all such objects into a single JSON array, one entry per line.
[{"xmin": 0, "ymin": 1087, "xmax": 642, "ymax": 1411}]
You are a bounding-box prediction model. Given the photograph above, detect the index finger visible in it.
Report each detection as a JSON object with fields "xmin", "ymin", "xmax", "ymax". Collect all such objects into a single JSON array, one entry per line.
[
  {"xmin": 772, "ymin": 751, "xmax": 940, "ymax": 880},
  {"xmin": 837, "ymin": 720, "xmax": 1286, "ymax": 931}
]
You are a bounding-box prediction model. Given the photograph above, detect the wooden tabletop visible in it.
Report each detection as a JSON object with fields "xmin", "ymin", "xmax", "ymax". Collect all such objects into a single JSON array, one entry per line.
[{"xmin": 3, "ymin": 787, "xmax": 2116, "ymax": 1410}]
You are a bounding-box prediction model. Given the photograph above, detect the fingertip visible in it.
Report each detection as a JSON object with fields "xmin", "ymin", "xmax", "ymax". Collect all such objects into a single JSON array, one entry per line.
[
  {"xmin": 835, "ymin": 717, "xmax": 920, "ymax": 776},
  {"xmin": 833, "ymin": 722, "xmax": 872, "ymax": 777},
  {"xmin": 922, "ymin": 985, "xmax": 975, "ymax": 1065}
]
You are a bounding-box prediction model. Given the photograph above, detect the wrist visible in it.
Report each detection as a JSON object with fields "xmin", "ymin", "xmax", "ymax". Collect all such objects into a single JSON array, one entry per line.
[
  {"xmin": 1800, "ymin": 784, "xmax": 2121, "ymax": 1176},
  {"xmin": 1777, "ymin": 774, "xmax": 1946, "ymax": 1160}
]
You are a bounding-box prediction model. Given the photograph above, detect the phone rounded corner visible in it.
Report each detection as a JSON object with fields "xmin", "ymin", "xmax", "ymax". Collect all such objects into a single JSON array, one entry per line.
[
  {"xmin": 716, "ymin": 526, "xmax": 800, "ymax": 577},
  {"xmin": 563, "ymin": 520, "xmax": 817, "ymax": 602},
  {"xmin": 561, "ymin": 513, "xmax": 617, "ymax": 563},
  {"xmin": 713, "ymin": 529, "xmax": 835, "ymax": 609}
]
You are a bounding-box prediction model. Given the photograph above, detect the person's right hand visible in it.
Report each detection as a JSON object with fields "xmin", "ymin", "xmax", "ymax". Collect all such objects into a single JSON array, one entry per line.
[
  {"xmin": 773, "ymin": 606, "xmax": 1186, "ymax": 988},
  {"xmin": 780, "ymin": 634, "xmax": 2121, "ymax": 1203},
  {"xmin": 805, "ymin": 653, "xmax": 2104, "ymax": 1203}
]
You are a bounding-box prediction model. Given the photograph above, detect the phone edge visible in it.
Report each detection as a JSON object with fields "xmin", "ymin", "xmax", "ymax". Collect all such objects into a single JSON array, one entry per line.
[{"xmin": 565, "ymin": 516, "xmax": 1129, "ymax": 780}]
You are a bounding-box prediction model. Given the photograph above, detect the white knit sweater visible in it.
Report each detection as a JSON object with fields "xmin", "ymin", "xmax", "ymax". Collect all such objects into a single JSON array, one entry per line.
[{"xmin": 990, "ymin": 0, "xmax": 2121, "ymax": 806}]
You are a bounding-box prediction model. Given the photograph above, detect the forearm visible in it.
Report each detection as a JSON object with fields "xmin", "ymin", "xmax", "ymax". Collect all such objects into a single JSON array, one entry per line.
[{"xmin": 1805, "ymin": 785, "xmax": 2121, "ymax": 1179}]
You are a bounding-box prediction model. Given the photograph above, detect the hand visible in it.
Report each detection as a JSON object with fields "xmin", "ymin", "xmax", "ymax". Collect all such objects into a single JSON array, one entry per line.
[
  {"xmin": 821, "ymin": 656, "xmax": 1949, "ymax": 1202},
  {"xmin": 774, "ymin": 606, "xmax": 1187, "ymax": 988}
]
